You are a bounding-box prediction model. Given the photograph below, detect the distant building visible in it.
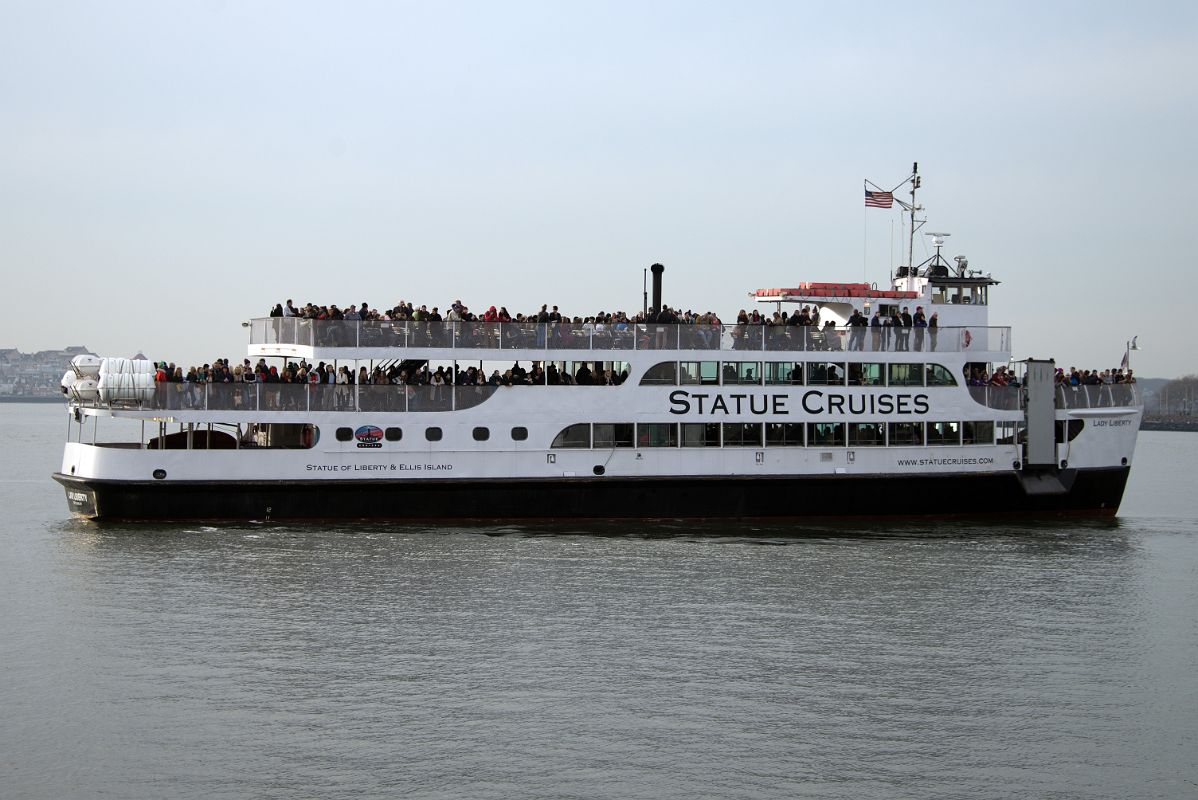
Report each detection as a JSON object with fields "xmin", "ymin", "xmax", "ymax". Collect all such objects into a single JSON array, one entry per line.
[{"xmin": 0, "ymin": 346, "xmax": 94, "ymax": 397}]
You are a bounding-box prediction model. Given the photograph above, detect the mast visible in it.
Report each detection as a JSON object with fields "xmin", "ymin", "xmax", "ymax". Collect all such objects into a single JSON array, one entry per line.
[{"xmin": 907, "ymin": 161, "xmax": 919, "ymax": 278}]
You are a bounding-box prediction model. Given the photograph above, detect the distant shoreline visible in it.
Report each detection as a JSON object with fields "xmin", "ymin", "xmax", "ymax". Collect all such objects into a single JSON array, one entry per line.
[
  {"xmin": 0, "ymin": 396, "xmax": 64, "ymax": 404},
  {"xmin": 1140, "ymin": 416, "xmax": 1198, "ymax": 433}
]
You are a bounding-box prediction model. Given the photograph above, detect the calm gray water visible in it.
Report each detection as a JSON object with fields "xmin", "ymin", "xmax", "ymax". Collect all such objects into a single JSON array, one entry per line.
[{"xmin": 2, "ymin": 402, "xmax": 1196, "ymax": 799}]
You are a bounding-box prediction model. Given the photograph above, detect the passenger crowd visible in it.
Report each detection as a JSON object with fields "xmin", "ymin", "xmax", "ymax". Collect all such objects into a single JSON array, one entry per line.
[
  {"xmin": 267, "ymin": 297, "xmax": 960, "ymax": 353},
  {"xmin": 140, "ymin": 297, "xmax": 1133, "ymax": 403},
  {"xmin": 965, "ymin": 365, "xmax": 1136, "ymax": 388}
]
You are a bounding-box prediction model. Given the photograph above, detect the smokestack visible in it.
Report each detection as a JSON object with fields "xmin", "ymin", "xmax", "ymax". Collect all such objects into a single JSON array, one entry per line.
[{"xmin": 650, "ymin": 263, "xmax": 664, "ymax": 313}]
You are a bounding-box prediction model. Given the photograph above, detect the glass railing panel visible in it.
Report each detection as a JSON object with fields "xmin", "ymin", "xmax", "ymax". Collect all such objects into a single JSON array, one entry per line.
[
  {"xmin": 294, "ymin": 319, "xmax": 314, "ymax": 347},
  {"xmin": 454, "ymin": 321, "xmax": 498, "ymax": 349},
  {"xmin": 404, "ymin": 385, "xmax": 451, "ymax": 412},
  {"xmin": 206, "ymin": 383, "xmax": 258, "ymax": 411},
  {"xmin": 356, "ymin": 385, "xmax": 408, "ymax": 412},
  {"xmin": 636, "ymin": 324, "xmax": 680, "ymax": 350},
  {"xmin": 246, "ymin": 318, "xmax": 1013, "ymax": 355},
  {"xmin": 253, "ymin": 383, "xmax": 310, "ymax": 411},
  {"xmin": 1058, "ymin": 384, "xmax": 1142, "ymax": 409},
  {"xmin": 454, "ymin": 384, "xmax": 499, "ymax": 410},
  {"xmin": 358, "ymin": 320, "xmax": 403, "ymax": 347},
  {"xmin": 677, "ymin": 325, "xmax": 721, "ymax": 350},
  {"xmin": 311, "ymin": 321, "xmax": 359, "ymax": 348},
  {"xmin": 967, "ymin": 385, "xmax": 1022, "ymax": 410},
  {"xmin": 550, "ymin": 322, "xmax": 592, "ymax": 350}
]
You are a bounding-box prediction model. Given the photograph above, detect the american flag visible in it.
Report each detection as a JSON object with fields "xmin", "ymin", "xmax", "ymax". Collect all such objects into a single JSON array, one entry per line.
[{"xmin": 865, "ymin": 190, "xmax": 893, "ymax": 209}]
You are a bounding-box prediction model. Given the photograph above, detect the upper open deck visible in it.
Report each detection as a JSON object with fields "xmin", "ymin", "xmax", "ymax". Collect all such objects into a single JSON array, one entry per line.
[{"xmin": 247, "ymin": 319, "xmax": 1011, "ymax": 357}]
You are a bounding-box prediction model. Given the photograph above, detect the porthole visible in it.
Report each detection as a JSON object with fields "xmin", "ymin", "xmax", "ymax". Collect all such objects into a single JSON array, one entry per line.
[
  {"xmin": 511, "ymin": 426, "xmax": 528, "ymax": 441},
  {"xmin": 335, "ymin": 427, "xmax": 353, "ymax": 442},
  {"xmin": 385, "ymin": 427, "xmax": 402, "ymax": 442},
  {"xmin": 425, "ymin": 427, "xmax": 442, "ymax": 442},
  {"xmin": 472, "ymin": 427, "xmax": 490, "ymax": 441},
  {"xmin": 152, "ymin": 469, "xmax": 167, "ymax": 480},
  {"xmin": 593, "ymin": 465, "xmax": 605, "ymax": 476}
]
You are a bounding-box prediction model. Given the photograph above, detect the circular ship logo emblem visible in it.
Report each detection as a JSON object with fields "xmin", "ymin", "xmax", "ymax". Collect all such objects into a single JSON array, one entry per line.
[{"xmin": 354, "ymin": 425, "xmax": 384, "ymax": 448}]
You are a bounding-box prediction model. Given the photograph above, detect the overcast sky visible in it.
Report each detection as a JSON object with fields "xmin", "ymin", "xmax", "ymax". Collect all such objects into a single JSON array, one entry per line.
[{"xmin": 2, "ymin": 1, "xmax": 1194, "ymax": 377}]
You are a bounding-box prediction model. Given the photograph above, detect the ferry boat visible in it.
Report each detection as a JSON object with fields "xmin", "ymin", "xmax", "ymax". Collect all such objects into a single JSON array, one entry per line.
[{"xmin": 52, "ymin": 173, "xmax": 1142, "ymax": 522}]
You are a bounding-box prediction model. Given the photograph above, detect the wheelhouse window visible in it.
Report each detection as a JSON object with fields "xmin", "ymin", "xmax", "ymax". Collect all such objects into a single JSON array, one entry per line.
[
  {"xmin": 848, "ymin": 363, "xmax": 884, "ymax": 386},
  {"xmin": 722, "ymin": 423, "xmax": 763, "ymax": 447},
  {"xmin": 807, "ymin": 422, "xmax": 845, "ymax": 447},
  {"xmin": 723, "ymin": 362, "xmax": 762, "ymax": 385},
  {"xmin": 551, "ymin": 423, "xmax": 591, "ymax": 448},
  {"xmin": 638, "ymin": 423, "xmax": 678, "ymax": 447},
  {"xmin": 927, "ymin": 421, "xmax": 960, "ymax": 446},
  {"xmin": 889, "ymin": 363, "xmax": 924, "ymax": 386},
  {"xmin": 888, "ymin": 421, "xmax": 924, "ymax": 446},
  {"xmin": 680, "ymin": 361, "xmax": 719, "ymax": 386},
  {"xmin": 962, "ymin": 421, "xmax": 994, "ymax": 445},
  {"xmin": 847, "ymin": 422, "xmax": 884, "ymax": 446},
  {"xmin": 765, "ymin": 423, "xmax": 804, "ymax": 446},
  {"xmin": 765, "ymin": 362, "xmax": 803, "ymax": 385},
  {"xmin": 593, "ymin": 423, "xmax": 634, "ymax": 448},
  {"xmin": 681, "ymin": 422, "xmax": 721, "ymax": 447},
  {"xmin": 640, "ymin": 361, "xmax": 678, "ymax": 386},
  {"xmin": 926, "ymin": 364, "xmax": 958, "ymax": 386},
  {"xmin": 807, "ymin": 362, "xmax": 846, "ymax": 386}
]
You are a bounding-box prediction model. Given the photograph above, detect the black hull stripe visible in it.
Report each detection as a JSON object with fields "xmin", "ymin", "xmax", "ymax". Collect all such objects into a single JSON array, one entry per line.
[{"xmin": 53, "ymin": 468, "xmax": 1130, "ymax": 522}]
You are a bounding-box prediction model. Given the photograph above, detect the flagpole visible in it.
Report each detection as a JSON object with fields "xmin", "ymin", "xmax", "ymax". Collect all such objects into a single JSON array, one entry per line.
[{"xmin": 1125, "ymin": 336, "xmax": 1140, "ymax": 372}]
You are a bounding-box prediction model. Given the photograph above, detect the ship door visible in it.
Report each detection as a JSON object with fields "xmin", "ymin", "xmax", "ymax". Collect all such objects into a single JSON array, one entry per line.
[{"xmin": 1023, "ymin": 359, "xmax": 1057, "ymax": 467}]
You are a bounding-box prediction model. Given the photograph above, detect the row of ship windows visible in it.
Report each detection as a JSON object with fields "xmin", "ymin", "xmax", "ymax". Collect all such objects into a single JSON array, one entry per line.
[
  {"xmin": 335, "ymin": 426, "xmax": 529, "ymax": 442},
  {"xmin": 550, "ymin": 420, "xmax": 1083, "ymax": 448},
  {"xmin": 292, "ymin": 419, "xmax": 1083, "ymax": 449},
  {"xmin": 551, "ymin": 421, "xmax": 996, "ymax": 448},
  {"xmin": 640, "ymin": 361, "xmax": 958, "ymax": 387}
]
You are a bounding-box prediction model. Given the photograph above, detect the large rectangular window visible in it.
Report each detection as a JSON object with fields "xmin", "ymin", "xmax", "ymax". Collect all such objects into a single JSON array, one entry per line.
[
  {"xmin": 848, "ymin": 363, "xmax": 884, "ymax": 386},
  {"xmin": 680, "ymin": 361, "xmax": 719, "ymax": 386},
  {"xmin": 764, "ymin": 362, "xmax": 803, "ymax": 385},
  {"xmin": 848, "ymin": 422, "xmax": 884, "ymax": 446},
  {"xmin": 637, "ymin": 423, "xmax": 678, "ymax": 447},
  {"xmin": 888, "ymin": 421, "xmax": 925, "ymax": 446},
  {"xmin": 723, "ymin": 362, "xmax": 762, "ymax": 385},
  {"xmin": 888, "ymin": 363, "xmax": 924, "ymax": 386},
  {"xmin": 722, "ymin": 423, "xmax": 763, "ymax": 447},
  {"xmin": 681, "ymin": 423, "xmax": 721, "ymax": 447},
  {"xmin": 807, "ymin": 422, "xmax": 846, "ymax": 447},
  {"xmin": 765, "ymin": 423, "xmax": 804, "ymax": 446},
  {"xmin": 963, "ymin": 421, "xmax": 995, "ymax": 445},
  {"xmin": 996, "ymin": 421, "xmax": 1024, "ymax": 445},
  {"xmin": 927, "ymin": 421, "xmax": 960, "ymax": 446},
  {"xmin": 593, "ymin": 423, "xmax": 634, "ymax": 448},
  {"xmin": 807, "ymin": 362, "xmax": 846, "ymax": 386}
]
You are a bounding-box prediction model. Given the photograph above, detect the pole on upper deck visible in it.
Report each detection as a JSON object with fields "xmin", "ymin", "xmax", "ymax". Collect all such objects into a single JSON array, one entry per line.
[{"xmin": 651, "ymin": 263, "xmax": 664, "ymax": 314}]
